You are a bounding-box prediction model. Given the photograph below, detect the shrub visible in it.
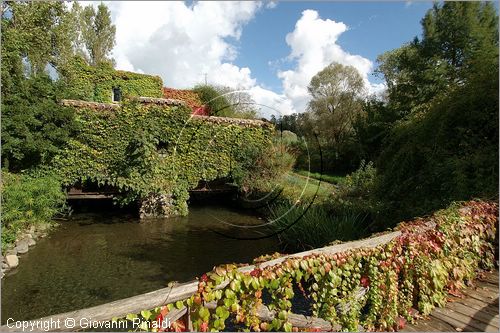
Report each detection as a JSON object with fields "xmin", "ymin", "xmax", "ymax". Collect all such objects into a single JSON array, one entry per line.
[
  {"xmin": 1, "ymin": 171, "xmax": 66, "ymax": 250},
  {"xmin": 267, "ymin": 202, "xmax": 369, "ymax": 251}
]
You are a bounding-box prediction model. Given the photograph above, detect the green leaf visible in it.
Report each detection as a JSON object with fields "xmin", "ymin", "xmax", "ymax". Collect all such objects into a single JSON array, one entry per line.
[
  {"xmin": 141, "ymin": 310, "xmax": 152, "ymax": 320},
  {"xmin": 126, "ymin": 313, "xmax": 137, "ymax": 321}
]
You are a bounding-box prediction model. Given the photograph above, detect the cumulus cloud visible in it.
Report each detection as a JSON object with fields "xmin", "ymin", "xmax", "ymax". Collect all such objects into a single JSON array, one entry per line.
[
  {"xmin": 95, "ymin": 3, "xmax": 384, "ymax": 117},
  {"xmin": 277, "ymin": 10, "xmax": 386, "ymax": 113},
  {"xmin": 105, "ymin": 1, "xmax": 260, "ymax": 89}
]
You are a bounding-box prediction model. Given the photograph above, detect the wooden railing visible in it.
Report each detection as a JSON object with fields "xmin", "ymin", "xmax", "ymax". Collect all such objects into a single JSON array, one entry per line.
[{"xmin": 1, "ymin": 229, "xmax": 408, "ymax": 332}]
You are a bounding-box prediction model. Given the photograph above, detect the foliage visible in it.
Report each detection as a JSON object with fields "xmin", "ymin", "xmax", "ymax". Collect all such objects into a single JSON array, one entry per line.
[
  {"xmin": 307, "ymin": 62, "xmax": 366, "ymax": 171},
  {"xmin": 294, "ymin": 170, "xmax": 345, "ymax": 185},
  {"xmin": 193, "ymin": 84, "xmax": 233, "ymax": 117},
  {"xmin": 163, "ymin": 87, "xmax": 203, "ymax": 110},
  {"xmin": 234, "ymin": 139, "xmax": 295, "ymax": 194},
  {"xmin": 50, "ymin": 99, "xmax": 274, "ymax": 214},
  {"xmin": 193, "ymin": 84, "xmax": 258, "ymax": 119},
  {"xmin": 1, "ymin": 74, "xmax": 78, "ymax": 172},
  {"xmin": 374, "ymin": 70, "xmax": 498, "ymax": 223},
  {"xmin": 267, "ymin": 202, "xmax": 369, "ymax": 251},
  {"xmin": 1, "ymin": 1, "xmax": 75, "ymax": 77},
  {"xmin": 117, "ymin": 200, "xmax": 498, "ymax": 332},
  {"xmin": 62, "ymin": 56, "xmax": 163, "ymax": 102},
  {"xmin": 374, "ymin": 2, "xmax": 499, "ymax": 223},
  {"xmin": 376, "ymin": 2, "xmax": 498, "ymax": 117},
  {"xmin": 1, "ymin": 171, "xmax": 66, "ymax": 250},
  {"xmin": 78, "ymin": 3, "xmax": 116, "ymax": 66}
]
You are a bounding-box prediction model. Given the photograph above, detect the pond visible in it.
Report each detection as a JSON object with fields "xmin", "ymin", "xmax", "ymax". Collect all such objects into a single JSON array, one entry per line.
[{"xmin": 1, "ymin": 202, "xmax": 278, "ymax": 323}]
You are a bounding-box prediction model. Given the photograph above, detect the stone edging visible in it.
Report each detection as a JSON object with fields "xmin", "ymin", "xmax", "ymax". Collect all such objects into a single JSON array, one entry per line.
[{"xmin": 1, "ymin": 222, "xmax": 53, "ymax": 278}]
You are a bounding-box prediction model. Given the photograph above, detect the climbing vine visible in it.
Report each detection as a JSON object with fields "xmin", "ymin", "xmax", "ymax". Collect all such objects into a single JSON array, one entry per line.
[
  {"xmin": 62, "ymin": 56, "xmax": 163, "ymax": 102},
  {"xmin": 50, "ymin": 98, "xmax": 273, "ymax": 215},
  {"xmin": 115, "ymin": 200, "xmax": 497, "ymax": 331}
]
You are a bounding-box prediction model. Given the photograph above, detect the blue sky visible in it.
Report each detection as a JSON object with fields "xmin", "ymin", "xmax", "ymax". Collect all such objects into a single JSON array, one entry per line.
[
  {"xmin": 234, "ymin": 1, "xmax": 434, "ymax": 91},
  {"xmin": 107, "ymin": 1, "xmax": 440, "ymax": 115}
]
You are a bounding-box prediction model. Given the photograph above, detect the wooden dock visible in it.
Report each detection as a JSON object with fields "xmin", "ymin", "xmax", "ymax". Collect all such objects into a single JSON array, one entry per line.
[{"xmin": 403, "ymin": 269, "xmax": 499, "ymax": 332}]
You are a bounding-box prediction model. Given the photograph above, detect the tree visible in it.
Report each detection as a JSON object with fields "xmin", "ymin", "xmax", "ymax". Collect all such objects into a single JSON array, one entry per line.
[
  {"xmin": 192, "ymin": 84, "xmax": 258, "ymax": 118},
  {"xmin": 1, "ymin": 1, "xmax": 78, "ymax": 171},
  {"xmin": 376, "ymin": 2, "xmax": 498, "ymax": 118},
  {"xmin": 1, "ymin": 1, "xmax": 75, "ymax": 78},
  {"xmin": 373, "ymin": 1, "xmax": 499, "ymax": 224},
  {"xmin": 80, "ymin": 3, "xmax": 116, "ymax": 66},
  {"xmin": 1, "ymin": 75, "xmax": 78, "ymax": 171},
  {"xmin": 307, "ymin": 62, "xmax": 365, "ymax": 171}
]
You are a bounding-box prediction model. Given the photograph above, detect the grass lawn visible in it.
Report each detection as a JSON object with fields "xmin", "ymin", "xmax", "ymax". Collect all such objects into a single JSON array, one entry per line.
[
  {"xmin": 279, "ymin": 172, "xmax": 338, "ymax": 204},
  {"xmin": 295, "ymin": 170, "xmax": 345, "ymax": 185}
]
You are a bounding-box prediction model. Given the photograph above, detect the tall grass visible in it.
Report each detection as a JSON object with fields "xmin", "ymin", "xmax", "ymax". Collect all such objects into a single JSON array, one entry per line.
[
  {"xmin": 1, "ymin": 171, "xmax": 66, "ymax": 250},
  {"xmin": 266, "ymin": 201, "xmax": 370, "ymax": 251}
]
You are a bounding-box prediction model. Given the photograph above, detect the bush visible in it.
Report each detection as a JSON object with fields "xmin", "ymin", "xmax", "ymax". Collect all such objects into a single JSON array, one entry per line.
[
  {"xmin": 267, "ymin": 201, "xmax": 370, "ymax": 251},
  {"xmin": 235, "ymin": 138, "xmax": 296, "ymax": 194},
  {"xmin": 1, "ymin": 171, "xmax": 66, "ymax": 250}
]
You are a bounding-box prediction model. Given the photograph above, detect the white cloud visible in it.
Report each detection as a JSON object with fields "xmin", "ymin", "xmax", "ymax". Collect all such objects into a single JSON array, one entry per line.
[
  {"xmin": 104, "ymin": 1, "xmax": 260, "ymax": 89},
  {"xmin": 276, "ymin": 10, "xmax": 386, "ymax": 113},
  {"xmin": 93, "ymin": 2, "xmax": 385, "ymax": 118}
]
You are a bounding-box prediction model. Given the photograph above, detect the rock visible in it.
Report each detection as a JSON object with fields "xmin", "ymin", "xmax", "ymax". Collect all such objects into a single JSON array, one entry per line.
[
  {"xmin": 5, "ymin": 254, "xmax": 18, "ymax": 268},
  {"xmin": 15, "ymin": 239, "xmax": 29, "ymax": 254},
  {"xmin": 27, "ymin": 238, "xmax": 36, "ymax": 246},
  {"xmin": 25, "ymin": 233, "xmax": 33, "ymax": 239},
  {"xmin": 1, "ymin": 262, "xmax": 8, "ymax": 269},
  {"xmin": 29, "ymin": 225, "xmax": 36, "ymax": 234},
  {"xmin": 37, "ymin": 223, "xmax": 51, "ymax": 232},
  {"xmin": 6, "ymin": 249, "xmax": 17, "ymax": 256}
]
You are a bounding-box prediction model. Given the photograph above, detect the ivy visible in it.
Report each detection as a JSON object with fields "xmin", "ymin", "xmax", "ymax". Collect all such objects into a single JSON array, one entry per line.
[
  {"xmin": 62, "ymin": 56, "xmax": 163, "ymax": 103},
  {"xmin": 115, "ymin": 200, "xmax": 497, "ymax": 331},
  {"xmin": 50, "ymin": 98, "xmax": 273, "ymax": 214}
]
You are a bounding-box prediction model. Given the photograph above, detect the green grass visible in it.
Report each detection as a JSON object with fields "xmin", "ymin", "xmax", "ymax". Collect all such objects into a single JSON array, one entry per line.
[
  {"xmin": 295, "ymin": 170, "xmax": 345, "ymax": 185},
  {"xmin": 279, "ymin": 172, "xmax": 337, "ymax": 204}
]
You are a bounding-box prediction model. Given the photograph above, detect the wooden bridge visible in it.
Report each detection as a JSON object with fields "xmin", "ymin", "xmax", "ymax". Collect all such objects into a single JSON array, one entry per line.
[
  {"xmin": 2, "ymin": 217, "xmax": 498, "ymax": 332},
  {"xmin": 403, "ymin": 270, "xmax": 498, "ymax": 332}
]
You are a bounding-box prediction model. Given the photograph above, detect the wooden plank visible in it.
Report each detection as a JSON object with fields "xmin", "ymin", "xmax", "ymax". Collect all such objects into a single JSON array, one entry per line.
[
  {"xmin": 165, "ymin": 307, "xmax": 188, "ymax": 323},
  {"xmin": 432, "ymin": 307, "xmax": 499, "ymax": 332},
  {"xmin": 447, "ymin": 302, "xmax": 499, "ymax": 328},
  {"xmin": 0, "ymin": 281, "xmax": 199, "ymax": 332},
  {"xmin": 450, "ymin": 297, "xmax": 499, "ymax": 315},
  {"xmin": 409, "ymin": 317, "xmax": 454, "ymax": 332},
  {"xmin": 474, "ymin": 280, "xmax": 500, "ymax": 294},
  {"xmin": 478, "ymin": 273, "xmax": 499, "ymax": 286},
  {"xmin": 461, "ymin": 288, "xmax": 499, "ymax": 304}
]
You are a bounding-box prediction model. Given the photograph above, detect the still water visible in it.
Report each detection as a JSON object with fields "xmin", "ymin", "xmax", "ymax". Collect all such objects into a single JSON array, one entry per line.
[{"xmin": 1, "ymin": 203, "xmax": 278, "ymax": 322}]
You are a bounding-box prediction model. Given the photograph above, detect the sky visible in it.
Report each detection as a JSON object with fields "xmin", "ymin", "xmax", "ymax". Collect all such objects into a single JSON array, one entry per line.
[{"xmin": 93, "ymin": 1, "xmax": 436, "ymax": 117}]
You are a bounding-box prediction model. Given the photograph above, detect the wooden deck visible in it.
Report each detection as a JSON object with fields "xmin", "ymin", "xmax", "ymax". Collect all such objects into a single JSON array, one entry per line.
[{"xmin": 403, "ymin": 269, "xmax": 499, "ymax": 332}]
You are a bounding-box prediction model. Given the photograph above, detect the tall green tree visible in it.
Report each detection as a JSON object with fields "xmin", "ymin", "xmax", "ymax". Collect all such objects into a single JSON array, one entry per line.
[
  {"xmin": 376, "ymin": 1, "xmax": 498, "ymax": 118},
  {"xmin": 80, "ymin": 3, "xmax": 116, "ymax": 66},
  {"xmin": 374, "ymin": 1, "xmax": 499, "ymax": 224},
  {"xmin": 307, "ymin": 62, "xmax": 365, "ymax": 172},
  {"xmin": 1, "ymin": 1, "xmax": 79, "ymax": 171}
]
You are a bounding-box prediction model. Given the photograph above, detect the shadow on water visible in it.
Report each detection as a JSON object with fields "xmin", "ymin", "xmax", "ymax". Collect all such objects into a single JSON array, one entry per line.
[{"xmin": 1, "ymin": 198, "xmax": 278, "ymax": 323}]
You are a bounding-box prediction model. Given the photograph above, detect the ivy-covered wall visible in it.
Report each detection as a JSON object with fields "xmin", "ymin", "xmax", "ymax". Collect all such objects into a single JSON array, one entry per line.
[
  {"xmin": 51, "ymin": 99, "xmax": 273, "ymax": 216},
  {"xmin": 63, "ymin": 56, "xmax": 163, "ymax": 102}
]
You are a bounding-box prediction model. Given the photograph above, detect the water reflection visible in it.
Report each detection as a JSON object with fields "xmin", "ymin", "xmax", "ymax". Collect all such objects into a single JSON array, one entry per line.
[{"xmin": 1, "ymin": 204, "xmax": 277, "ymax": 322}]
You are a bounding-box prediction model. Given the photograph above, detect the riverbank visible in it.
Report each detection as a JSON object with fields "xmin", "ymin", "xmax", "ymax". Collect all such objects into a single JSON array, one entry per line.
[{"xmin": 1, "ymin": 222, "xmax": 54, "ymax": 278}]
